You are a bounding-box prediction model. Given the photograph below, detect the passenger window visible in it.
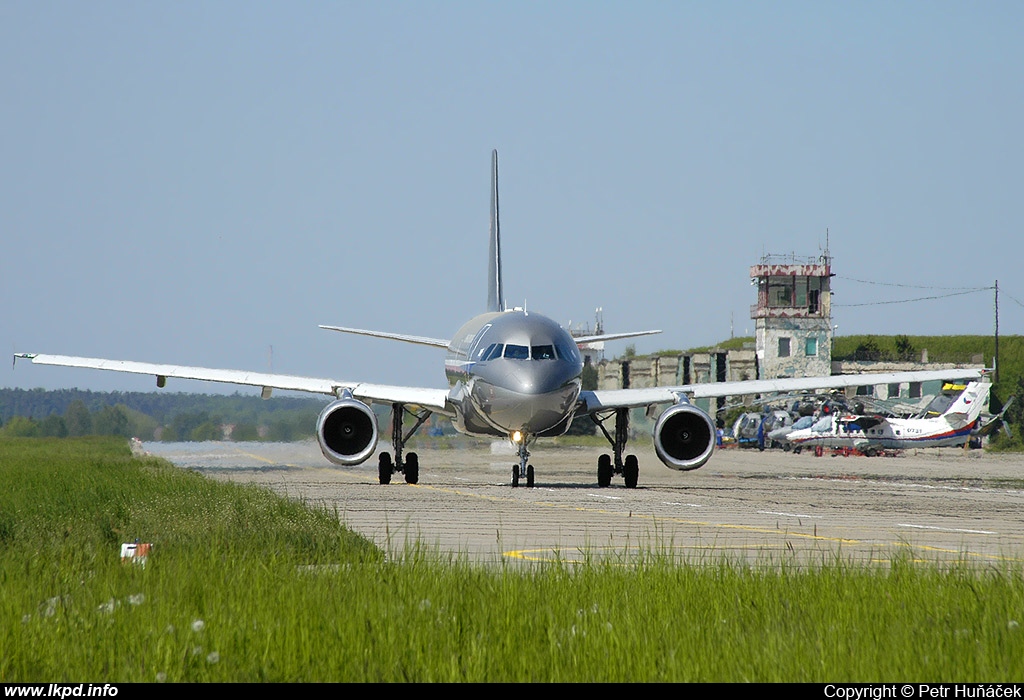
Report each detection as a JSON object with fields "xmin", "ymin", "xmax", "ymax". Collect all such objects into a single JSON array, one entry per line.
[
  {"xmin": 504, "ymin": 344, "xmax": 529, "ymax": 360},
  {"xmin": 532, "ymin": 345, "xmax": 555, "ymax": 360}
]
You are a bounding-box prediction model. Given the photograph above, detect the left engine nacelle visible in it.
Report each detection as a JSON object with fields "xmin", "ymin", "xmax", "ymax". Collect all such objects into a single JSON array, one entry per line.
[
  {"xmin": 316, "ymin": 398, "xmax": 378, "ymax": 466},
  {"xmin": 653, "ymin": 400, "xmax": 716, "ymax": 471}
]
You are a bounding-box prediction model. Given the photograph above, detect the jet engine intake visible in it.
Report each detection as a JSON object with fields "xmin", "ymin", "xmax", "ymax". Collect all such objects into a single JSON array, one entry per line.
[
  {"xmin": 316, "ymin": 398, "xmax": 378, "ymax": 466},
  {"xmin": 653, "ymin": 401, "xmax": 716, "ymax": 471}
]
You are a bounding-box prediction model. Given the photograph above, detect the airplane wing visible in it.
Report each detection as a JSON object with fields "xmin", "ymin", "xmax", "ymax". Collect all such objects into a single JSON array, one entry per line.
[
  {"xmin": 13, "ymin": 353, "xmax": 453, "ymax": 414},
  {"xmin": 579, "ymin": 369, "xmax": 986, "ymax": 413}
]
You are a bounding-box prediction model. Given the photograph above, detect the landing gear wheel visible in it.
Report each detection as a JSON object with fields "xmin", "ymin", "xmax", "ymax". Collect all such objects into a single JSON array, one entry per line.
[
  {"xmin": 526, "ymin": 464, "xmax": 535, "ymax": 488},
  {"xmin": 378, "ymin": 452, "xmax": 393, "ymax": 485},
  {"xmin": 623, "ymin": 454, "xmax": 639, "ymax": 489},
  {"xmin": 404, "ymin": 452, "xmax": 419, "ymax": 484},
  {"xmin": 511, "ymin": 464, "xmax": 519, "ymax": 488},
  {"xmin": 597, "ymin": 454, "xmax": 612, "ymax": 488}
]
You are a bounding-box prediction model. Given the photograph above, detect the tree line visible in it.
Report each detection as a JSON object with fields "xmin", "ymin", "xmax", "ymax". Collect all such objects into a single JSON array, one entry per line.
[{"xmin": 0, "ymin": 389, "xmax": 323, "ymax": 442}]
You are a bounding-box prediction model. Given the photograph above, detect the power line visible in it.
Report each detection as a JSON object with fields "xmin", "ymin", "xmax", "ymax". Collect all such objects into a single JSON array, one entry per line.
[
  {"xmin": 833, "ymin": 288, "xmax": 988, "ymax": 307},
  {"xmin": 835, "ymin": 275, "xmax": 991, "ymax": 292}
]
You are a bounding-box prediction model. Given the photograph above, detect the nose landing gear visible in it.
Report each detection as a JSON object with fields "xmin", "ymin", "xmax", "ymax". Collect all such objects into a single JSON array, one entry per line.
[{"xmin": 511, "ymin": 435, "xmax": 535, "ymax": 487}]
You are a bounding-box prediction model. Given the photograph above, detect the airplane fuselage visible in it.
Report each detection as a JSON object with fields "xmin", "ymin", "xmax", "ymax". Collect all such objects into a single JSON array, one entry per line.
[
  {"xmin": 444, "ymin": 309, "xmax": 584, "ymax": 439},
  {"xmin": 785, "ymin": 415, "xmax": 978, "ymax": 451}
]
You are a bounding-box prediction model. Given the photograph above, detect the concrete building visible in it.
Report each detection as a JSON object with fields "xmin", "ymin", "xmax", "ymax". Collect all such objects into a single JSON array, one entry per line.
[
  {"xmin": 751, "ymin": 253, "xmax": 833, "ymax": 380},
  {"xmin": 596, "ymin": 348, "xmax": 758, "ymax": 419},
  {"xmin": 596, "ymin": 350, "xmax": 758, "ymax": 390}
]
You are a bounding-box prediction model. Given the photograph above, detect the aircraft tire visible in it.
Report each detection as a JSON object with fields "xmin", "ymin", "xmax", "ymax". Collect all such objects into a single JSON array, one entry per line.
[
  {"xmin": 597, "ymin": 454, "xmax": 612, "ymax": 488},
  {"xmin": 378, "ymin": 453, "xmax": 393, "ymax": 485},
  {"xmin": 623, "ymin": 454, "xmax": 639, "ymax": 489},
  {"xmin": 405, "ymin": 452, "xmax": 419, "ymax": 484},
  {"xmin": 526, "ymin": 464, "xmax": 534, "ymax": 487},
  {"xmin": 511, "ymin": 465, "xmax": 519, "ymax": 488}
]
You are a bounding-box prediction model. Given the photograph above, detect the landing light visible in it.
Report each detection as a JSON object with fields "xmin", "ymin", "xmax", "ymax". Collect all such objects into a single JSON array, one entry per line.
[{"xmin": 511, "ymin": 430, "xmax": 523, "ymax": 444}]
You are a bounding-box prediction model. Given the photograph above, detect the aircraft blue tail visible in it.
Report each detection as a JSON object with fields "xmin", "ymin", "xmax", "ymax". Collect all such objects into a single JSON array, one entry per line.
[{"xmin": 487, "ymin": 150, "xmax": 505, "ymax": 313}]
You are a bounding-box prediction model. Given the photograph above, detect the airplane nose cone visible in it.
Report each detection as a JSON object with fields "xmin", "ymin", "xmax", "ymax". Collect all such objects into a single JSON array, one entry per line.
[
  {"xmin": 498, "ymin": 357, "xmax": 579, "ymax": 397},
  {"xmin": 469, "ymin": 373, "xmax": 581, "ymax": 435}
]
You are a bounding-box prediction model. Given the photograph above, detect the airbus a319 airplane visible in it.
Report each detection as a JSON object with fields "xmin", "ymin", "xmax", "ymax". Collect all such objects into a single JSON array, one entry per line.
[{"xmin": 15, "ymin": 152, "xmax": 984, "ymax": 488}]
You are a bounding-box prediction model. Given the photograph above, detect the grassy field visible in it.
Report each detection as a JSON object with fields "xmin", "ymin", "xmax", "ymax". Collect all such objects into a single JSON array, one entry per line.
[{"xmin": 2, "ymin": 437, "xmax": 1023, "ymax": 682}]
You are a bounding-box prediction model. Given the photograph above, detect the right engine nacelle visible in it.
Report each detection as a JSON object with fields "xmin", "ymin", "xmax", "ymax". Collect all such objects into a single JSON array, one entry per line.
[
  {"xmin": 653, "ymin": 401, "xmax": 716, "ymax": 471},
  {"xmin": 316, "ymin": 398, "xmax": 378, "ymax": 466}
]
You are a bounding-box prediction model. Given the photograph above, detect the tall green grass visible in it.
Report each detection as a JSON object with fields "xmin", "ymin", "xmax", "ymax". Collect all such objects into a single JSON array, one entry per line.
[{"xmin": 2, "ymin": 438, "xmax": 1022, "ymax": 682}]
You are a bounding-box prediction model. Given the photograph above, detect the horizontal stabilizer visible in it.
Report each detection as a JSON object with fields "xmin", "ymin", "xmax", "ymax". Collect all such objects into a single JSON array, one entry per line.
[
  {"xmin": 319, "ymin": 325, "xmax": 450, "ymax": 349},
  {"xmin": 574, "ymin": 329, "xmax": 662, "ymax": 345}
]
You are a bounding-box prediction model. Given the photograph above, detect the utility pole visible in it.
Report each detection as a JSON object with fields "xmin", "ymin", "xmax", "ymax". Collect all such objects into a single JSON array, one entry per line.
[{"xmin": 994, "ymin": 280, "xmax": 999, "ymax": 384}]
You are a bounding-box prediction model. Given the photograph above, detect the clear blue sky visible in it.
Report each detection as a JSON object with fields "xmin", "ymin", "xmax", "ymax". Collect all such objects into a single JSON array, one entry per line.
[{"xmin": 2, "ymin": 2, "xmax": 1021, "ymax": 394}]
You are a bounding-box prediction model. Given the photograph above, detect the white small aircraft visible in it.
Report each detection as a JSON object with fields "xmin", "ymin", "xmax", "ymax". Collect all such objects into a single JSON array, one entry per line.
[
  {"xmin": 782, "ymin": 381, "xmax": 992, "ymax": 455},
  {"xmin": 13, "ymin": 152, "xmax": 985, "ymax": 487}
]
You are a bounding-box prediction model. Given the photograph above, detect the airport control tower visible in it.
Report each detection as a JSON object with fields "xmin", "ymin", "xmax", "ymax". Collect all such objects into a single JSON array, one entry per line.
[{"xmin": 750, "ymin": 250, "xmax": 833, "ymax": 379}]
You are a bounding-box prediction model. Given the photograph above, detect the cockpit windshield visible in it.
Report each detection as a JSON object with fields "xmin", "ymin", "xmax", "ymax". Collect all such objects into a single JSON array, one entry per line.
[
  {"xmin": 504, "ymin": 344, "xmax": 529, "ymax": 360},
  {"xmin": 557, "ymin": 343, "xmax": 580, "ymax": 362},
  {"xmin": 791, "ymin": 415, "xmax": 814, "ymax": 430},
  {"xmin": 532, "ymin": 345, "xmax": 556, "ymax": 360},
  {"xmin": 479, "ymin": 343, "xmax": 504, "ymax": 361},
  {"xmin": 484, "ymin": 342, "xmax": 576, "ymax": 361}
]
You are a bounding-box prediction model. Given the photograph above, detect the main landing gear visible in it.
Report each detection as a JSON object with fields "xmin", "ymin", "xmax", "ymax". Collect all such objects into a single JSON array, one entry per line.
[
  {"xmin": 591, "ymin": 407, "xmax": 639, "ymax": 488},
  {"xmin": 377, "ymin": 402, "xmax": 432, "ymax": 485},
  {"xmin": 511, "ymin": 434, "xmax": 535, "ymax": 488}
]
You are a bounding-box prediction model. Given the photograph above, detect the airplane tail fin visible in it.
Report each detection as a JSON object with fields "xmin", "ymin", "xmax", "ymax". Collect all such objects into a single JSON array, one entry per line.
[
  {"xmin": 487, "ymin": 149, "xmax": 505, "ymax": 313},
  {"xmin": 943, "ymin": 382, "xmax": 991, "ymax": 426}
]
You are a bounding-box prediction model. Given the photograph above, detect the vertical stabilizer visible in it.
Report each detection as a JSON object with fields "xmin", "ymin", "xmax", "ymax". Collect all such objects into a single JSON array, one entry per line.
[
  {"xmin": 943, "ymin": 382, "xmax": 991, "ymax": 425},
  {"xmin": 487, "ymin": 149, "xmax": 505, "ymax": 312}
]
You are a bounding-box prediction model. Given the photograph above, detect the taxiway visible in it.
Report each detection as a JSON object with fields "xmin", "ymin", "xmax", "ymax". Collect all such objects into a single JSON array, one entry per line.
[{"xmin": 145, "ymin": 441, "xmax": 1024, "ymax": 566}]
